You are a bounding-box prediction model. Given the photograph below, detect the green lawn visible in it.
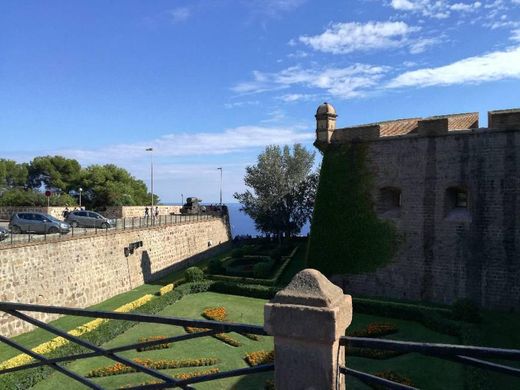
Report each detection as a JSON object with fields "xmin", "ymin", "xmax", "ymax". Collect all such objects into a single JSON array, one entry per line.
[
  {"xmin": 30, "ymin": 292, "xmax": 471, "ymax": 390},
  {"xmin": 32, "ymin": 292, "xmax": 273, "ymax": 390}
]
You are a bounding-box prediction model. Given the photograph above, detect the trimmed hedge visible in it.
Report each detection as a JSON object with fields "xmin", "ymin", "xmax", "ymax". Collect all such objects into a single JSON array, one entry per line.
[
  {"xmin": 351, "ymin": 297, "xmax": 490, "ymax": 389},
  {"xmin": 207, "ymin": 245, "xmax": 299, "ymax": 286},
  {"xmin": 185, "ymin": 267, "xmax": 205, "ymax": 282}
]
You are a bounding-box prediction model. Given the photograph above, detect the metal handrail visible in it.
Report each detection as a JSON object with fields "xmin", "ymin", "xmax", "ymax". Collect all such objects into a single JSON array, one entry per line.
[{"xmin": 0, "ymin": 301, "xmax": 271, "ymax": 390}]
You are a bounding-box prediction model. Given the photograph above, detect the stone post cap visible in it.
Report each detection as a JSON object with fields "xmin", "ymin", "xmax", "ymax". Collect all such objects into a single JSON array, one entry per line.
[
  {"xmin": 264, "ymin": 269, "xmax": 352, "ymax": 342},
  {"xmin": 271, "ymin": 268, "xmax": 345, "ymax": 308}
]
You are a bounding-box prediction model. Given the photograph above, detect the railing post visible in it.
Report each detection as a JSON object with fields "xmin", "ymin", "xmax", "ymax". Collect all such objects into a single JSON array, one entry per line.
[{"xmin": 264, "ymin": 269, "xmax": 352, "ymax": 390}]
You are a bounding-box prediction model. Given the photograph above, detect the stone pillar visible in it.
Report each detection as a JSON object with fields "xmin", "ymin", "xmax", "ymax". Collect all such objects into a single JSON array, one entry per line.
[{"xmin": 264, "ymin": 269, "xmax": 352, "ymax": 390}]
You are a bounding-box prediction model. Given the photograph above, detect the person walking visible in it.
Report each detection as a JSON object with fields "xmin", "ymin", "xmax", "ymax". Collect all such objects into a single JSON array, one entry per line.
[{"xmin": 145, "ymin": 207, "xmax": 149, "ymax": 218}]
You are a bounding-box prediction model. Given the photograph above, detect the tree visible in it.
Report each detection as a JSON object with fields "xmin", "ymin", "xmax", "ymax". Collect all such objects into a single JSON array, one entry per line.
[
  {"xmin": 80, "ymin": 164, "xmax": 158, "ymax": 208},
  {"xmin": 0, "ymin": 159, "xmax": 29, "ymax": 192},
  {"xmin": 234, "ymin": 144, "xmax": 317, "ymax": 238},
  {"xmin": 28, "ymin": 156, "xmax": 82, "ymax": 192}
]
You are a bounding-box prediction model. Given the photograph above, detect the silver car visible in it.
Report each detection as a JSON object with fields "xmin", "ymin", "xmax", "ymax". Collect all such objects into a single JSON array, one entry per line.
[
  {"xmin": 65, "ymin": 210, "xmax": 114, "ymax": 229},
  {"xmin": 9, "ymin": 212, "xmax": 70, "ymax": 234},
  {"xmin": 0, "ymin": 227, "xmax": 9, "ymax": 241}
]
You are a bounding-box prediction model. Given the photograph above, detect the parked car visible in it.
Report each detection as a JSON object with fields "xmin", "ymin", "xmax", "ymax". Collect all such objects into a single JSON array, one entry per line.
[
  {"xmin": 0, "ymin": 227, "xmax": 9, "ymax": 241},
  {"xmin": 65, "ymin": 210, "xmax": 114, "ymax": 229},
  {"xmin": 9, "ymin": 212, "xmax": 70, "ymax": 234}
]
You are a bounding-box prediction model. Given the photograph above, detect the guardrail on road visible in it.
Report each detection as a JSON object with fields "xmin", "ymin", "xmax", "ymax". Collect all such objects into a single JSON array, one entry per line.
[{"xmin": 0, "ymin": 214, "xmax": 222, "ymax": 247}]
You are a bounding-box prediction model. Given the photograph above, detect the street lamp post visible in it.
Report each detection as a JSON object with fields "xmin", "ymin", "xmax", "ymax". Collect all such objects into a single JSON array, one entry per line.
[
  {"xmin": 217, "ymin": 167, "xmax": 223, "ymax": 205},
  {"xmin": 145, "ymin": 148, "xmax": 154, "ymax": 218},
  {"xmin": 79, "ymin": 188, "xmax": 83, "ymax": 208}
]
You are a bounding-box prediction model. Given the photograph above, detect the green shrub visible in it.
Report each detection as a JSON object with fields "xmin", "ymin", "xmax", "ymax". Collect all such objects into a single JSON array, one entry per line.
[
  {"xmin": 231, "ymin": 248, "xmax": 246, "ymax": 258},
  {"xmin": 253, "ymin": 262, "xmax": 272, "ymax": 278},
  {"xmin": 185, "ymin": 267, "xmax": 204, "ymax": 282},
  {"xmin": 451, "ymin": 299, "xmax": 481, "ymax": 323},
  {"xmin": 207, "ymin": 258, "xmax": 224, "ymax": 275},
  {"xmin": 210, "ymin": 281, "xmax": 279, "ymax": 299}
]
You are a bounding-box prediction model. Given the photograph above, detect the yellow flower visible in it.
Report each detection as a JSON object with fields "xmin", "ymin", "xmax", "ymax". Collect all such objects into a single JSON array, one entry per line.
[
  {"xmin": 0, "ymin": 294, "xmax": 155, "ymax": 370},
  {"xmin": 159, "ymin": 283, "xmax": 174, "ymax": 296}
]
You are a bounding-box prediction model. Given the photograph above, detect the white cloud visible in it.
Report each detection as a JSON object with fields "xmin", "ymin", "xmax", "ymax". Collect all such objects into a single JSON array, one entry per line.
[
  {"xmin": 389, "ymin": 0, "xmax": 451, "ymax": 18},
  {"xmin": 169, "ymin": 7, "xmax": 190, "ymax": 23},
  {"xmin": 61, "ymin": 125, "xmax": 314, "ymax": 163},
  {"xmin": 232, "ymin": 64, "xmax": 389, "ymax": 98},
  {"xmin": 408, "ymin": 37, "xmax": 441, "ymax": 53},
  {"xmin": 450, "ymin": 2, "xmax": 481, "ymax": 11},
  {"xmin": 511, "ymin": 29, "xmax": 520, "ymax": 41},
  {"xmin": 386, "ymin": 45, "xmax": 520, "ymax": 88},
  {"xmin": 299, "ymin": 21, "xmax": 418, "ymax": 54},
  {"xmin": 391, "ymin": 0, "xmax": 419, "ymax": 10},
  {"xmin": 389, "ymin": 0, "xmax": 486, "ymax": 18},
  {"xmin": 277, "ymin": 93, "xmax": 316, "ymax": 102},
  {"xmin": 224, "ymin": 100, "xmax": 260, "ymax": 109}
]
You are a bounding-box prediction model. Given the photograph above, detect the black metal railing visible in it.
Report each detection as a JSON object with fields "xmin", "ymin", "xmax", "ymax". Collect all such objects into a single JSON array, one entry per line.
[
  {"xmin": 0, "ymin": 302, "xmax": 272, "ymax": 390},
  {"xmin": 339, "ymin": 336, "xmax": 520, "ymax": 389},
  {"xmin": 0, "ymin": 213, "xmax": 224, "ymax": 247},
  {"xmin": 2, "ymin": 302, "xmax": 520, "ymax": 389}
]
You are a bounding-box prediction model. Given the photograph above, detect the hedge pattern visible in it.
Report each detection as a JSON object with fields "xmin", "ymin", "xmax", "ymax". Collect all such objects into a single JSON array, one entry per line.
[
  {"xmin": 136, "ymin": 336, "xmax": 171, "ymax": 352},
  {"xmin": 86, "ymin": 357, "xmax": 219, "ymax": 378},
  {"xmin": 244, "ymin": 350, "xmax": 274, "ymax": 366}
]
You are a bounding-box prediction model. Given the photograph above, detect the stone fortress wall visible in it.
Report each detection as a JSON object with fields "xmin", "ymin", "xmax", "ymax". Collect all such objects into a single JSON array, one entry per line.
[
  {"xmin": 0, "ymin": 217, "xmax": 231, "ymax": 338},
  {"xmin": 315, "ymin": 104, "xmax": 520, "ymax": 310}
]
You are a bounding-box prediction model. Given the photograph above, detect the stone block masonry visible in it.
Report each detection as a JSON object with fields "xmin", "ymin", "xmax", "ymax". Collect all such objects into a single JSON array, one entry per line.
[
  {"xmin": 315, "ymin": 104, "xmax": 520, "ymax": 311},
  {"xmin": 0, "ymin": 218, "xmax": 230, "ymax": 338}
]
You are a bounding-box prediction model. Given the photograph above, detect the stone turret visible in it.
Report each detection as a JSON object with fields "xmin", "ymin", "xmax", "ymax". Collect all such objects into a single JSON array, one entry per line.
[{"xmin": 315, "ymin": 102, "xmax": 337, "ymax": 144}]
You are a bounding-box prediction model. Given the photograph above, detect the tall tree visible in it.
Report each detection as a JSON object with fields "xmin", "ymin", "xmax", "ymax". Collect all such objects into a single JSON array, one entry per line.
[
  {"xmin": 28, "ymin": 156, "xmax": 82, "ymax": 192},
  {"xmin": 81, "ymin": 164, "xmax": 158, "ymax": 208},
  {"xmin": 234, "ymin": 144, "xmax": 317, "ymax": 238},
  {"xmin": 0, "ymin": 159, "xmax": 28, "ymax": 191}
]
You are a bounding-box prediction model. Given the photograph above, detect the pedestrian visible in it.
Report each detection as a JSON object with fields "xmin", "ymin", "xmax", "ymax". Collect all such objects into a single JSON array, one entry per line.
[
  {"xmin": 145, "ymin": 207, "xmax": 149, "ymax": 218},
  {"xmin": 63, "ymin": 206, "xmax": 70, "ymax": 219},
  {"xmin": 155, "ymin": 206, "xmax": 159, "ymax": 218}
]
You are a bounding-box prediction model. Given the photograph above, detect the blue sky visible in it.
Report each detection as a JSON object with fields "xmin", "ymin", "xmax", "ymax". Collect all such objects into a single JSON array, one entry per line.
[{"xmin": 1, "ymin": 0, "xmax": 519, "ymax": 203}]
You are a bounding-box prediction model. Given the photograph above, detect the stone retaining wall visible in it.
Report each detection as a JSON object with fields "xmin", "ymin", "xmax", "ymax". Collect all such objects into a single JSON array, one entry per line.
[
  {"xmin": 0, "ymin": 206, "xmax": 71, "ymax": 221},
  {"xmin": 0, "ymin": 218, "xmax": 231, "ymax": 337},
  {"xmin": 102, "ymin": 205, "xmax": 183, "ymax": 219}
]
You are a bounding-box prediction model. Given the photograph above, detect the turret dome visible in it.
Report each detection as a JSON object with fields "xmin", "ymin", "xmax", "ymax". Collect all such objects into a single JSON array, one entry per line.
[{"xmin": 316, "ymin": 102, "xmax": 337, "ymax": 116}]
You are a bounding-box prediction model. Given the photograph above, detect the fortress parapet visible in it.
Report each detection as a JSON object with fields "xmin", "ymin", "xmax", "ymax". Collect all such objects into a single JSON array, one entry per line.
[{"xmin": 314, "ymin": 103, "xmax": 520, "ymax": 150}]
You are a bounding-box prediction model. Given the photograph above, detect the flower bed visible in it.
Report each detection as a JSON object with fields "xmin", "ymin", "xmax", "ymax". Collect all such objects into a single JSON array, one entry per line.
[
  {"xmin": 0, "ymin": 294, "xmax": 155, "ymax": 370},
  {"xmin": 159, "ymin": 283, "xmax": 174, "ymax": 296},
  {"xmin": 371, "ymin": 370, "xmax": 414, "ymax": 389},
  {"xmin": 349, "ymin": 348, "xmax": 405, "ymax": 359},
  {"xmin": 349, "ymin": 323, "xmax": 398, "ymax": 338},
  {"xmin": 86, "ymin": 357, "xmax": 219, "ymax": 378},
  {"xmin": 202, "ymin": 307, "xmax": 227, "ymax": 322},
  {"xmin": 120, "ymin": 368, "xmax": 221, "ymax": 388},
  {"xmin": 184, "ymin": 326, "xmax": 242, "ymax": 347},
  {"xmin": 244, "ymin": 350, "xmax": 275, "ymax": 366},
  {"xmin": 136, "ymin": 336, "xmax": 171, "ymax": 352}
]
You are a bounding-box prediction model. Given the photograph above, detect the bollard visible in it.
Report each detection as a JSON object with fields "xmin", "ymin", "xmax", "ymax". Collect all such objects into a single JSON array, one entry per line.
[{"xmin": 264, "ymin": 269, "xmax": 352, "ymax": 390}]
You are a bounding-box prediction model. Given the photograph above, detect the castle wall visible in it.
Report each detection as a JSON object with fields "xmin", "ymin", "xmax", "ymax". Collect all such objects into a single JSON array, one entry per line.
[
  {"xmin": 334, "ymin": 129, "xmax": 520, "ymax": 310},
  {"xmin": 0, "ymin": 218, "xmax": 231, "ymax": 337}
]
